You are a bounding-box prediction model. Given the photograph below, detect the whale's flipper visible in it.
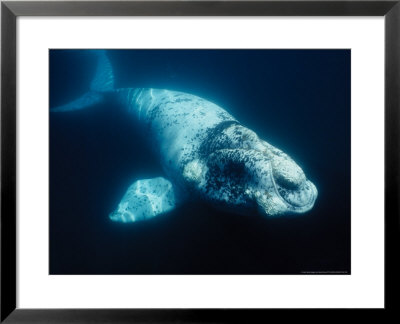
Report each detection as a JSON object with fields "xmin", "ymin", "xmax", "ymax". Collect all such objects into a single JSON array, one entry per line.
[
  {"xmin": 109, "ymin": 177, "xmax": 176, "ymax": 223},
  {"xmin": 51, "ymin": 50, "xmax": 114, "ymax": 112}
]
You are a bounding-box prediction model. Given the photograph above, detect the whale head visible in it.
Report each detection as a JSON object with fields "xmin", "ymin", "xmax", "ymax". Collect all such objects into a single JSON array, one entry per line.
[{"xmin": 183, "ymin": 124, "xmax": 318, "ymax": 217}]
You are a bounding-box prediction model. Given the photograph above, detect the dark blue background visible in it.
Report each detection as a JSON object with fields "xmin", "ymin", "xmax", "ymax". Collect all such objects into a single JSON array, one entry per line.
[{"xmin": 50, "ymin": 49, "xmax": 350, "ymax": 274}]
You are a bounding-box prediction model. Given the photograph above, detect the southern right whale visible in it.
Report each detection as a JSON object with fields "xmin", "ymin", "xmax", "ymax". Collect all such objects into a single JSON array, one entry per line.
[{"xmin": 51, "ymin": 50, "xmax": 318, "ymax": 223}]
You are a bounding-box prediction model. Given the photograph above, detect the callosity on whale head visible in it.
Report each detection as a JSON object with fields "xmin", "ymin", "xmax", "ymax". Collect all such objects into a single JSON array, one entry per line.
[{"xmin": 183, "ymin": 123, "xmax": 318, "ymax": 216}]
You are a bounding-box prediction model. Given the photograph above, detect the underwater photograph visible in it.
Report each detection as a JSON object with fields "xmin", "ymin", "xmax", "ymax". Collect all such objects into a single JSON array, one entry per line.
[{"xmin": 49, "ymin": 49, "xmax": 350, "ymax": 274}]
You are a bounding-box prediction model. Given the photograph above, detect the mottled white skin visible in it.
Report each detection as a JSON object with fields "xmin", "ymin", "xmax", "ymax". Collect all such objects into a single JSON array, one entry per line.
[{"xmin": 114, "ymin": 88, "xmax": 317, "ymax": 219}]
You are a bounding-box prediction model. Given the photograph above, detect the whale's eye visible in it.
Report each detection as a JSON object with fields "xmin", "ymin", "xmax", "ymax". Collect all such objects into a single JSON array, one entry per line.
[
  {"xmin": 206, "ymin": 149, "xmax": 251, "ymax": 184},
  {"xmin": 224, "ymin": 159, "xmax": 246, "ymax": 178},
  {"xmin": 201, "ymin": 149, "xmax": 255, "ymax": 205}
]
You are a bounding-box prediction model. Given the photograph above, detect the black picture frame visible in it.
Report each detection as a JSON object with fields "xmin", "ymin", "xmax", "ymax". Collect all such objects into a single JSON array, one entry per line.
[{"xmin": 1, "ymin": 0, "xmax": 399, "ymax": 322}]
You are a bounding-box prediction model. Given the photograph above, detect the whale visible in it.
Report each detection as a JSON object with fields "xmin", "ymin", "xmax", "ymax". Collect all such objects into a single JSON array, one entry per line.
[{"xmin": 51, "ymin": 50, "xmax": 318, "ymax": 223}]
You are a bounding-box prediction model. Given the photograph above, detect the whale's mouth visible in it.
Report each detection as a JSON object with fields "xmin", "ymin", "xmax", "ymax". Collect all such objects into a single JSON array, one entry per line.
[
  {"xmin": 262, "ymin": 143, "xmax": 318, "ymax": 214},
  {"xmin": 254, "ymin": 159, "xmax": 317, "ymax": 216},
  {"xmin": 273, "ymin": 178, "xmax": 318, "ymax": 213}
]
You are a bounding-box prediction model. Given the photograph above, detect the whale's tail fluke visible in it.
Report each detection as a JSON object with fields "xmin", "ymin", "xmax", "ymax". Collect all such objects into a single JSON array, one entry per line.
[
  {"xmin": 50, "ymin": 50, "xmax": 114, "ymax": 112},
  {"xmin": 90, "ymin": 50, "xmax": 114, "ymax": 93}
]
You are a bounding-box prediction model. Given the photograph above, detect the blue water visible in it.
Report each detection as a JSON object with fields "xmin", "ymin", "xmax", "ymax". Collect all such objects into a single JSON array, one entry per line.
[{"xmin": 50, "ymin": 49, "xmax": 350, "ymax": 274}]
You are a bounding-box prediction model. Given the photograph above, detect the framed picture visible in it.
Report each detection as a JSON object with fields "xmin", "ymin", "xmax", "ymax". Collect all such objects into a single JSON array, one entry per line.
[
  {"xmin": 1, "ymin": 0, "xmax": 398, "ymax": 322},
  {"xmin": 49, "ymin": 48, "xmax": 348, "ymax": 276}
]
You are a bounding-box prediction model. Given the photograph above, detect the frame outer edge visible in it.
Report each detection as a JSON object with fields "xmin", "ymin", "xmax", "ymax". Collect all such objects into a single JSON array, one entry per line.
[
  {"xmin": 1, "ymin": 1, "xmax": 17, "ymax": 322},
  {"xmin": 2, "ymin": 1, "xmax": 399, "ymax": 16},
  {"xmin": 385, "ymin": 1, "xmax": 400, "ymax": 312},
  {"xmin": 0, "ymin": 0, "xmax": 398, "ymax": 322}
]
